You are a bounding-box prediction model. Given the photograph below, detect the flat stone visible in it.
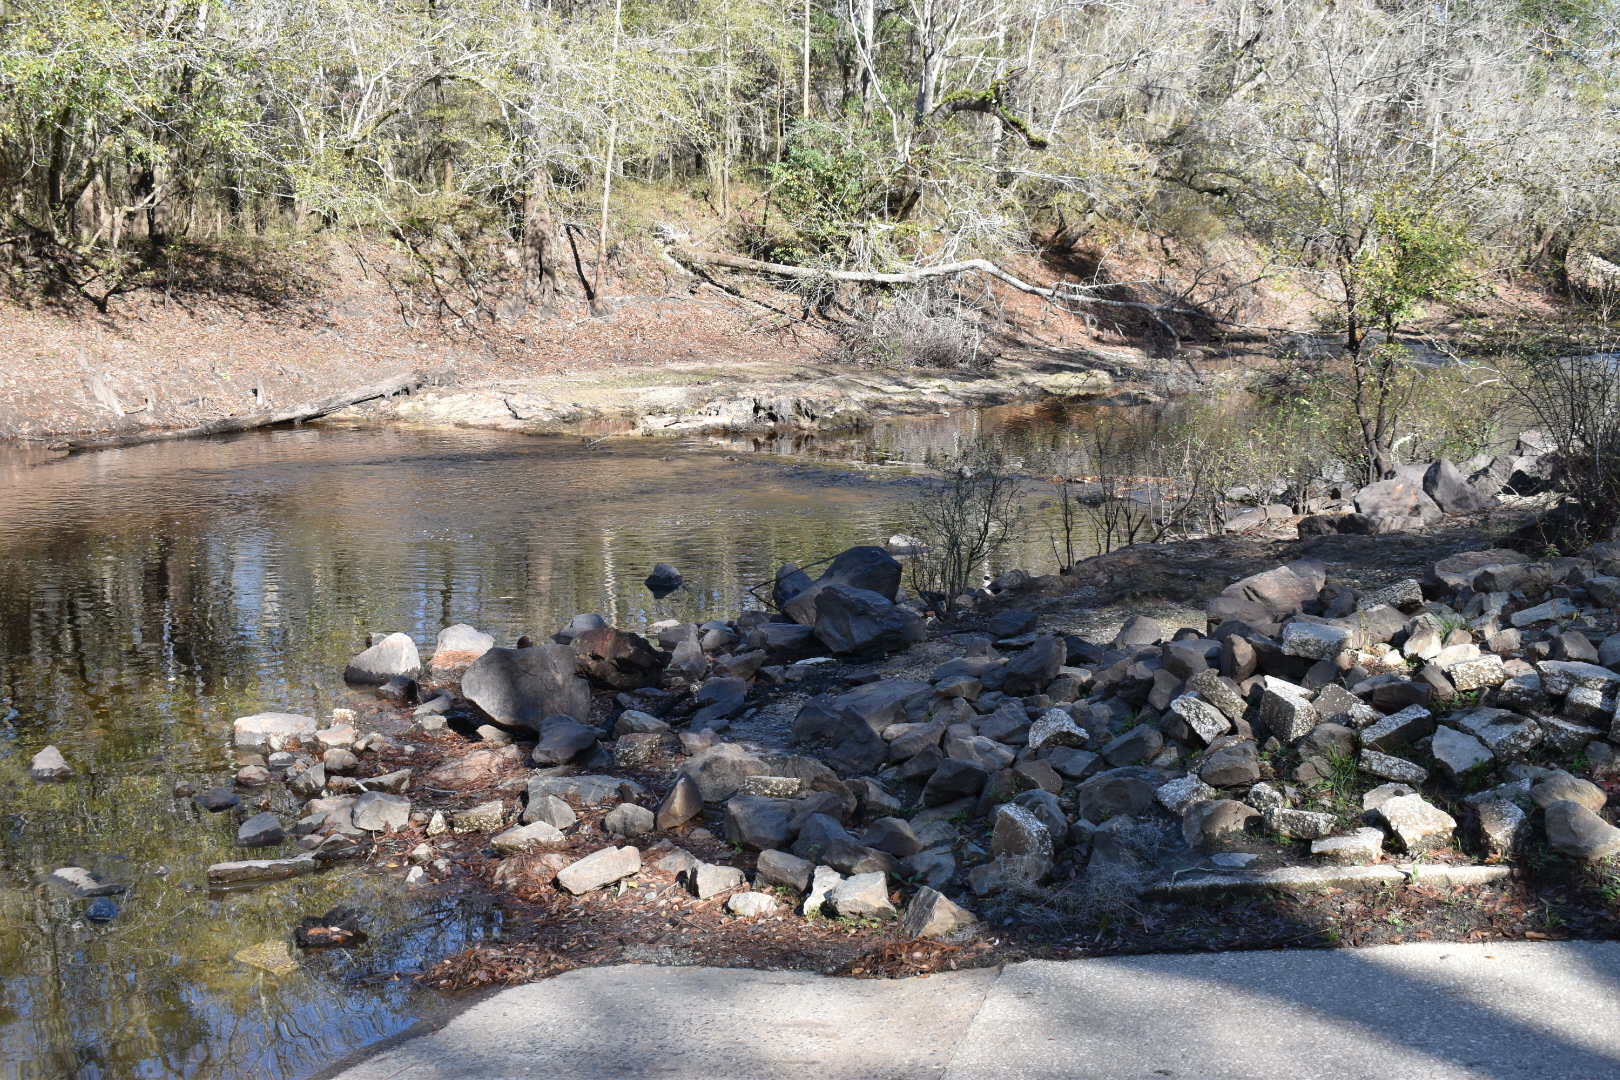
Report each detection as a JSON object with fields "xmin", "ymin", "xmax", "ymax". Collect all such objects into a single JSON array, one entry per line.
[
  {"xmin": 1282, "ymin": 620, "xmax": 1351, "ymax": 660},
  {"xmin": 1511, "ymin": 598, "xmax": 1577, "ymax": 627},
  {"xmin": 1537, "ymin": 660, "xmax": 1620, "ymax": 695},
  {"xmin": 454, "ymin": 800, "xmax": 507, "ymax": 832},
  {"xmin": 1264, "ymin": 807, "xmax": 1337, "ymax": 840},
  {"xmin": 233, "ymin": 712, "xmax": 318, "ymax": 750},
  {"xmin": 236, "ymin": 812, "xmax": 285, "ymax": 848},
  {"xmin": 1359, "ymin": 750, "xmax": 1428, "ymax": 784},
  {"xmin": 48, "ymin": 867, "xmax": 126, "ymax": 897},
  {"xmin": 193, "ymin": 787, "xmax": 240, "ymax": 812},
  {"xmin": 1156, "ymin": 774, "xmax": 1218, "ymax": 815},
  {"xmin": 1453, "ymin": 708, "xmax": 1544, "ymax": 761},
  {"xmin": 1167, "ymin": 695, "xmax": 1231, "ymax": 744},
  {"xmin": 1311, "ymin": 827, "xmax": 1385, "ymax": 865},
  {"xmin": 492, "ymin": 821, "xmax": 567, "ymax": 854},
  {"xmin": 352, "ymin": 792, "xmax": 411, "ymax": 832},
  {"xmin": 556, "ymin": 846, "xmax": 642, "ymax": 894},
  {"xmin": 1531, "ymin": 773, "xmax": 1606, "ymax": 813},
  {"xmin": 1359, "ymin": 705, "xmax": 1434, "ymax": 751},
  {"xmin": 528, "ymin": 774, "xmax": 641, "ymax": 806},
  {"xmin": 1430, "ymin": 726, "xmax": 1493, "ymax": 781},
  {"xmin": 234, "ymin": 940, "xmax": 300, "ymax": 976}
]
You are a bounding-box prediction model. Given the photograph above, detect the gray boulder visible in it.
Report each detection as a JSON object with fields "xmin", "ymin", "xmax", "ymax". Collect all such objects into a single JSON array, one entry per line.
[
  {"xmin": 236, "ymin": 812, "xmax": 286, "ymax": 848},
  {"xmin": 1543, "ymin": 801, "xmax": 1620, "ymax": 861},
  {"xmin": 430, "ymin": 624, "xmax": 494, "ymax": 675},
  {"xmin": 1423, "ymin": 458, "xmax": 1496, "ymax": 514},
  {"xmin": 463, "ymin": 645, "xmax": 593, "ymax": 730},
  {"xmin": 1375, "ymin": 794, "xmax": 1455, "ymax": 853},
  {"xmin": 827, "ymin": 871, "xmax": 896, "ymax": 918},
  {"xmin": 793, "ymin": 680, "xmax": 930, "ymax": 775},
  {"xmin": 900, "ymin": 887, "xmax": 977, "ymax": 938},
  {"xmin": 571, "ymin": 627, "xmax": 667, "ymax": 691},
  {"xmin": 782, "ymin": 546, "xmax": 903, "ymax": 625},
  {"xmin": 352, "ymin": 792, "xmax": 411, "ymax": 832},
  {"xmin": 604, "ymin": 803, "xmax": 656, "ymax": 837},
  {"xmin": 344, "ymin": 632, "xmax": 421, "ymax": 685},
  {"xmin": 809, "ymin": 585, "xmax": 925, "ymax": 656}
]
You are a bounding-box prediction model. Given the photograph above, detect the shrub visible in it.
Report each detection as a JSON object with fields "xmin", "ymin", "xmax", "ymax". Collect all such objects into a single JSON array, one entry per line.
[
  {"xmin": 906, "ymin": 449, "xmax": 1024, "ymax": 605},
  {"xmin": 844, "ymin": 287, "xmax": 987, "ymax": 371},
  {"xmin": 1506, "ymin": 343, "xmax": 1620, "ymax": 546}
]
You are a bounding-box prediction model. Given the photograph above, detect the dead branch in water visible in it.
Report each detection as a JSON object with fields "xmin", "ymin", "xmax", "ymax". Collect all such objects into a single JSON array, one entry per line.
[{"xmin": 49, "ymin": 368, "xmax": 446, "ymax": 454}]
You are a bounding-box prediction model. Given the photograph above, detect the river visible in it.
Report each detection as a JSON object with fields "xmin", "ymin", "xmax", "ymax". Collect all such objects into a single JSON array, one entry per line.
[{"xmin": 0, "ymin": 397, "xmax": 1157, "ymax": 1078}]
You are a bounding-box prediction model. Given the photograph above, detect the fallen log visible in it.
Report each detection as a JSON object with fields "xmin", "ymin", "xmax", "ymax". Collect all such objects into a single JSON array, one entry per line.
[{"xmin": 51, "ymin": 368, "xmax": 438, "ymax": 454}]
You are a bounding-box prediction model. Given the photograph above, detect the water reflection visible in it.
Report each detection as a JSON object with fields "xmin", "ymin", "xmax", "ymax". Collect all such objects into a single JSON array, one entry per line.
[{"xmin": 0, "ymin": 427, "xmax": 915, "ymax": 1078}]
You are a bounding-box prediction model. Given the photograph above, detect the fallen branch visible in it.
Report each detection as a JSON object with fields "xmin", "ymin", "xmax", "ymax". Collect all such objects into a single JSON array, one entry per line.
[
  {"xmin": 666, "ymin": 245, "xmax": 1217, "ymax": 322},
  {"xmin": 50, "ymin": 368, "xmax": 442, "ymax": 454}
]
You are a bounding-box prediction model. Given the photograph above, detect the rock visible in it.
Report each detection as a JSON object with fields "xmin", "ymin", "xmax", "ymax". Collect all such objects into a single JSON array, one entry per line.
[
  {"xmin": 922, "ymin": 758, "xmax": 990, "ymax": 805},
  {"xmin": 207, "ymin": 856, "xmax": 318, "ymax": 887},
  {"xmin": 685, "ymin": 678, "xmax": 746, "ymax": 732},
  {"xmin": 233, "ymin": 712, "xmax": 318, "ymax": 750},
  {"xmin": 492, "ymin": 821, "xmax": 567, "ymax": 854},
  {"xmin": 1359, "ymin": 749, "xmax": 1428, "ymax": 784},
  {"xmin": 756, "ymin": 849, "xmax": 814, "ymax": 892},
  {"xmin": 1363, "ymin": 783, "xmax": 1417, "ymax": 812},
  {"xmin": 322, "ymin": 748, "xmax": 360, "ymax": 775},
  {"xmin": 462, "ymin": 645, "xmax": 593, "ymax": 730},
  {"xmin": 571, "ymin": 627, "xmax": 667, "ymax": 691},
  {"xmin": 523, "ymin": 793, "xmax": 579, "ymax": 830},
  {"xmin": 990, "ymin": 804, "xmax": 1054, "ymax": 860},
  {"xmin": 530, "ymin": 716, "xmax": 601, "ymax": 765},
  {"xmin": 1510, "ymin": 598, "xmax": 1577, "ymax": 628},
  {"xmin": 793, "ymin": 680, "xmax": 930, "ymax": 775},
  {"xmin": 1354, "ymin": 478, "xmax": 1442, "ymax": 523},
  {"xmin": 900, "ymin": 887, "xmax": 977, "ymax": 938},
  {"xmin": 1431, "ymin": 726, "xmax": 1493, "ymax": 781},
  {"xmin": 1283, "ymin": 620, "xmax": 1351, "ymax": 660},
  {"xmin": 993, "ymin": 635, "xmax": 1065, "ymax": 695},
  {"xmin": 604, "ymin": 803, "xmax": 656, "ymax": 837},
  {"xmin": 1537, "ymin": 660, "xmax": 1620, "ymax": 695},
  {"xmin": 1376, "ymin": 794, "xmax": 1456, "ymax": 854},
  {"xmin": 689, "ymin": 861, "xmax": 747, "ymax": 899},
  {"xmin": 1168, "ymin": 694, "xmax": 1231, "ymax": 745},
  {"xmin": 234, "ymin": 940, "xmax": 300, "ymax": 976},
  {"xmin": 727, "ymin": 891, "xmax": 781, "ymax": 917},
  {"xmin": 1209, "ymin": 560, "xmax": 1327, "ymax": 630},
  {"xmin": 806, "ymin": 585, "xmax": 925, "ymax": 655},
  {"xmin": 1440, "ymin": 652, "xmax": 1507, "ymax": 693},
  {"xmin": 1544, "ymin": 801, "xmax": 1620, "ymax": 860},
  {"xmin": 1453, "ymin": 708, "xmax": 1544, "ymax": 761},
  {"xmin": 724, "ymin": 795, "xmax": 795, "ymax": 850},
  {"xmin": 430, "ymin": 623, "xmax": 495, "ymax": 676},
  {"xmin": 1423, "ymin": 458, "xmax": 1495, "ymax": 514},
  {"xmin": 1258, "ymin": 677, "xmax": 1318, "ymax": 742},
  {"xmin": 1113, "ymin": 615, "xmax": 1165, "ymax": 649},
  {"xmin": 557, "ymin": 846, "xmax": 642, "ymax": 894},
  {"xmin": 783, "ymin": 546, "xmax": 903, "ymax": 625},
  {"xmin": 614, "ymin": 710, "xmax": 670, "ymax": 737},
  {"xmin": 454, "ymin": 800, "xmax": 507, "ymax": 832},
  {"xmin": 649, "ymin": 776, "xmax": 700, "ymax": 831},
  {"xmin": 237, "ymin": 812, "xmax": 286, "ymax": 848},
  {"xmin": 1183, "ymin": 799, "xmax": 1259, "ymax": 851},
  {"xmin": 48, "ymin": 867, "xmax": 125, "ymax": 897},
  {"xmin": 1264, "ymin": 807, "xmax": 1337, "ymax": 840},
  {"xmin": 85, "ymin": 896, "xmax": 120, "ymax": 922},
  {"xmin": 1311, "ymin": 827, "xmax": 1386, "ymax": 865},
  {"xmin": 804, "ymin": 865, "xmax": 844, "ymax": 917},
  {"xmin": 679, "ymin": 743, "xmax": 772, "ymax": 802},
  {"xmin": 1474, "ymin": 799, "xmax": 1530, "ymax": 858},
  {"xmin": 827, "ymin": 871, "xmax": 895, "ymax": 918},
  {"xmin": 1359, "ymin": 705, "xmax": 1435, "ymax": 751},
  {"xmin": 1026, "ymin": 709, "xmax": 1089, "ymax": 751},
  {"xmin": 352, "ymin": 792, "xmax": 411, "ymax": 832},
  {"xmin": 29, "ymin": 746, "xmax": 72, "ymax": 782},
  {"xmin": 1156, "ymin": 774, "xmax": 1218, "ymax": 815},
  {"xmin": 193, "ymin": 787, "xmax": 240, "ymax": 812},
  {"xmin": 344, "ymin": 632, "xmax": 421, "ymax": 685},
  {"xmin": 423, "ymin": 749, "xmax": 504, "ymax": 789},
  {"xmin": 377, "ymin": 674, "xmax": 419, "ymax": 705},
  {"xmin": 236, "ymin": 765, "xmax": 271, "ymax": 788},
  {"xmin": 1074, "ymin": 768, "xmax": 1158, "ymax": 823},
  {"xmin": 1201, "ymin": 741, "xmax": 1261, "ymax": 787},
  {"xmin": 1531, "ymin": 773, "xmax": 1606, "ymax": 813},
  {"xmin": 645, "ymin": 563, "xmax": 683, "ymax": 596},
  {"xmin": 1101, "ymin": 724, "xmax": 1164, "ymax": 766},
  {"xmin": 988, "ymin": 609, "xmax": 1039, "ymax": 638}
]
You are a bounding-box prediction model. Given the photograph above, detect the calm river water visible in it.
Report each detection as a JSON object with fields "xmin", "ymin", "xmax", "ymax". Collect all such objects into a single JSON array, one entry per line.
[{"xmin": 0, "ymin": 397, "xmax": 1155, "ymax": 1078}]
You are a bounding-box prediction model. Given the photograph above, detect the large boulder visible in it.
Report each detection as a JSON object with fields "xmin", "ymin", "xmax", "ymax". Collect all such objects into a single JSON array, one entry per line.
[
  {"xmin": 810, "ymin": 585, "xmax": 924, "ymax": 655},
  {"xmin": 571, "ymin": 626, "xmax": 667, "ymax": 691},
  {"xmin": 1544, "ymin": 801, "xmax": 1620, "ymax": 861},
  {"xmin": 233, "ymin": 712, "xmax": 318, "ymax": 750},
  {"xmin": 988, "ymin": 635, "xmax": 1065, "ymax": 696},
  {"xmin": 462, "ymin": 645, "xmax": 592, "ymax": 730},
  {"xmin": 1423, "ymin": 459, "xmax": 1496, "ymax": 514},
  {"xmin": 782, "ymin": 546, "xmax": 903, "ymax": 625},
  {"xmin": 1354, "ymin": 477, "xmax": 1443, "ymax": 525},
  {"xmin": 1207, "ymin": 560, "xmax": 1326, "ymax": 632},
  {"xmin": 344, "ymin": 633, "xmax": 421, "ymax": 685}
]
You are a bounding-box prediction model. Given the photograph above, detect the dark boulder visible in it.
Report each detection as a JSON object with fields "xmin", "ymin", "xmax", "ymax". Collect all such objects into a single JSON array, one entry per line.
[
  {"xmin": 463, "ymin": 645, "xmax": 593, "ymax": 730},
  {"xmin": 572, "ymin": 626, "xmax": 667, "ymax": 691},
  {"xmin": 783, "ymin": 546, "xmax": 903, "ymax": 625},
  {"xmin": 644, "ymin": 563, "xmax": 683, "ymax": 597},
  {"xmin": 811, "ymin": 585, "xmax": 925, "ymax": 655}
]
